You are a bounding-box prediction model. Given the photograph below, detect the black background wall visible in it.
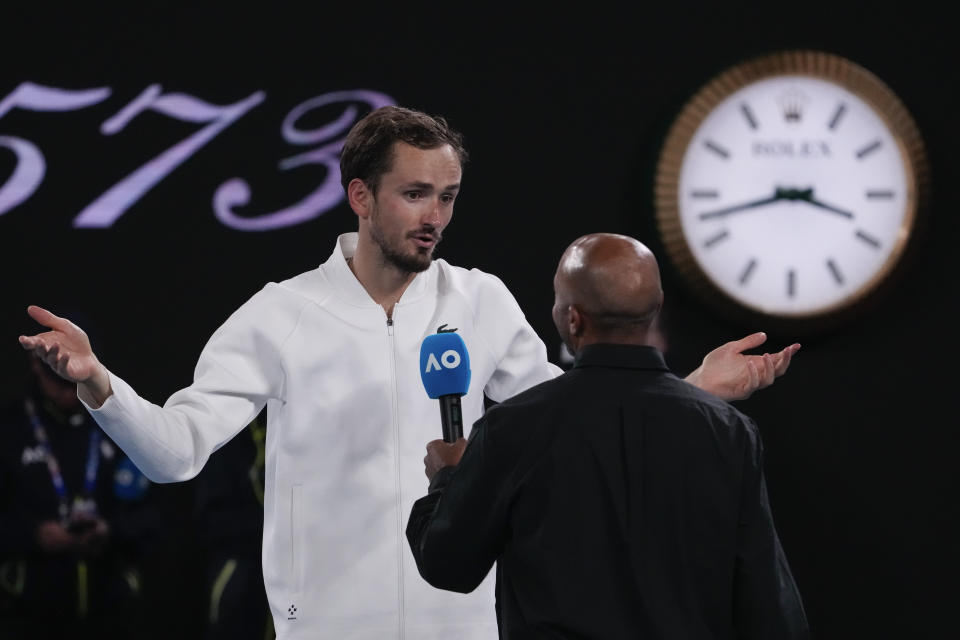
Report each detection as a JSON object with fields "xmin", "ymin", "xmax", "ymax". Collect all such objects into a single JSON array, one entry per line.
[{"xmin": 2, "ymin": 4, "xmax": 956, "ymax": 638}]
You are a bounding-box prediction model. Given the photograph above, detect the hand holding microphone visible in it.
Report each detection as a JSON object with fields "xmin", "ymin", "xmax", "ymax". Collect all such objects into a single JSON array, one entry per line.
[
  {"xmin": 419, "ymin": 326, "xmax": 471, "ymax": 443},
  {"xmin": 422, "ymin": 438, "xmax": 468, "ymax": 482}
]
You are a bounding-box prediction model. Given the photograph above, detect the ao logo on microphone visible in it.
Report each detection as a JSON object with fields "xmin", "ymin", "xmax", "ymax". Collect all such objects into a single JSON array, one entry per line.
[
  {"xmin": 419, "ymin": 328, "xmax": 471, "ymax": 400},
  {"xmin": 423, "ymin": 349, "xmax": 462, "ymax": 373}
]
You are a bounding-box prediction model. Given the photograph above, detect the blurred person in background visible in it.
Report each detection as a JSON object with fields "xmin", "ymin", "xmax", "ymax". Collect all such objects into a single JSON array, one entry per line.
[
  {"xmin": 194, "ymin": 412, "xmax": 273, "ymax": 640},
  {"xmin": 0, "ymin": 312, "xmax": 162, "ymax": 640}
]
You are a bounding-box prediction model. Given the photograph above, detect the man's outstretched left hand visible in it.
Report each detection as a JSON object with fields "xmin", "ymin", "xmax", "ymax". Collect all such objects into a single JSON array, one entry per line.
[{"xmin": 686, "ymin": 332, "xmax": 800, "ymax": 401}]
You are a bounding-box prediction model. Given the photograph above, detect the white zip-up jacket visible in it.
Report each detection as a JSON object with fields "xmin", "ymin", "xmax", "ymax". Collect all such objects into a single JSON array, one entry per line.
[{"xmin": 84, "ymin": 233, "xmax": 561, "ymax": 638}]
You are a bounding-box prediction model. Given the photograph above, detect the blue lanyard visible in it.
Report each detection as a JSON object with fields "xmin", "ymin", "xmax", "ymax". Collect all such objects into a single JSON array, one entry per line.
[{"xmin": 24, "ymin": 398, "xmax": 101, "ymax": 519}]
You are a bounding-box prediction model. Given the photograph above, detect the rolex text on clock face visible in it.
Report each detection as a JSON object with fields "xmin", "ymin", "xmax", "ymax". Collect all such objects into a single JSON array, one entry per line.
[{"xmin": 677, "ymin": 75, "xmax": 913, "ymax": 317}]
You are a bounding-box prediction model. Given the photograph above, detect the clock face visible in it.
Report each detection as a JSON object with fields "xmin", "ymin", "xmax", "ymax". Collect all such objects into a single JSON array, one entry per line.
[{"xmin": 656, "ymin": 51, "xmax": 928, "ymax": 327}]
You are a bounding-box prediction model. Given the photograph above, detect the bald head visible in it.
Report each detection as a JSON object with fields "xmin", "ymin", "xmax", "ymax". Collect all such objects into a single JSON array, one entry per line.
[{"xmin": 552, "ymin": 233, "xmax": 664, "ymax": 353}]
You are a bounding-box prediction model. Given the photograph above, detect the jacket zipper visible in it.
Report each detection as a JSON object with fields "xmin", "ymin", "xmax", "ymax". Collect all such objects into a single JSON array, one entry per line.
[{"xmin": 386, "ymin": 312, "xmax": 405, "ymax": 639}]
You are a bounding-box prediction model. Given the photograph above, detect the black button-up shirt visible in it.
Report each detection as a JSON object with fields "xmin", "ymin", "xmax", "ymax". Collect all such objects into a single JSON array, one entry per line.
[{"xmin": 407, "ymin": 344, "xmax": 809, "ymax": 639}]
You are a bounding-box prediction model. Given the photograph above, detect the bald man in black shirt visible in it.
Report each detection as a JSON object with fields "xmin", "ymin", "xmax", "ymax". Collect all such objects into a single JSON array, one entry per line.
[{"xmin": 406, "ymin": 233, "xmax": 810, "ymax": 639}]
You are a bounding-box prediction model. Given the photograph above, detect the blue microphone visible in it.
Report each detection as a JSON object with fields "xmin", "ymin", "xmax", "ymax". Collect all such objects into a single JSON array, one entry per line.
[{"xmin": 419, "ymin": 325, "xmax": 471, "ymax": 443}]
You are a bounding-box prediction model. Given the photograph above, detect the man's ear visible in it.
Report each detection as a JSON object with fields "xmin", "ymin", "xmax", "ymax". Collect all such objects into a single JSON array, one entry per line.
[
  {"xmin": 347, "ymin": 178, "xmax": 373, "ymax": 220},
  {"xmin": 568, "ymin": 305, "xmax": 584, "ymax": 338}
]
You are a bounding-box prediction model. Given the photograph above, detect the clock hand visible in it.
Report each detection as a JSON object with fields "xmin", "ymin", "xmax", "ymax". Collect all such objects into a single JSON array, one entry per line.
[
  {"xmin": 698, "ymin": 190, "xmax": 782, "ymax": 220},
  {"xmin": 698, "ymin": 187, "xmax": 802, "ymax": 220},
  {"xmin": 699, "ymin": 187, "xmax": 856, "ymax": 220},
  {"xmin": 797, "ymin": 191, "xmax": 855, "ymax": 219}
]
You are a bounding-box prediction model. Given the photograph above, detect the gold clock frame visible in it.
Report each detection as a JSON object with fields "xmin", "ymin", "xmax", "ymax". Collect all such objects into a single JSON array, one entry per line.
[{"xmin": 654, "ymin": 50, "xmax": 930, "ymax": 332}]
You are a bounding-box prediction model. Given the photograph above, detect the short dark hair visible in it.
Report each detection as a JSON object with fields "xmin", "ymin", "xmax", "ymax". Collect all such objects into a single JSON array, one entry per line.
[{"xmin": 339, "ymin": 106, "xmax": 468, "ymax": 193}]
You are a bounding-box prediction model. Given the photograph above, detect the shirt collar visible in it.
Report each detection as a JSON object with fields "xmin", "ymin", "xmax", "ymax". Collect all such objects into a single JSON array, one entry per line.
[
  {"xmin": 572, "ymin": 344, "xmax": 671, "ymax": 372},
  {"xmin": 324, "ymin": 232, "xmax": 434, "ymax": 307}
]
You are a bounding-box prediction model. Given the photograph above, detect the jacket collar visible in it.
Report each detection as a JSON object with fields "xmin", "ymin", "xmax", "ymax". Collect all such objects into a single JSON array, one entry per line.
[
  {"xmin": 324, "ymin": 232, "xmax": 434, "ymax": 307},
  {"xmin": 572, "ymin": 344, "xmax": 671, "ymax": 372}
]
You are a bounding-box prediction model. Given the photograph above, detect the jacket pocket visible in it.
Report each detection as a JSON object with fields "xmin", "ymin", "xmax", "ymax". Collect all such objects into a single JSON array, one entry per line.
[{"xmin": 290, "ymin": 483, "xmax": 303, "ymax": 594}]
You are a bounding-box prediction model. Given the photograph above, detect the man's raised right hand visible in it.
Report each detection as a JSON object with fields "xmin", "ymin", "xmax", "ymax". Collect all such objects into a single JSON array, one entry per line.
[{"xmin": 19, "ymin": 305, "xmax": 112, "ymax": 408}]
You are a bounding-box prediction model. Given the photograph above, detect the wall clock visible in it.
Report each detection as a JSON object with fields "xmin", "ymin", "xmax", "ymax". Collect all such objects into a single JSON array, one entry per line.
[{"xmin": 654, "ymin": 50, "xmax": 929, "ymax": 333}]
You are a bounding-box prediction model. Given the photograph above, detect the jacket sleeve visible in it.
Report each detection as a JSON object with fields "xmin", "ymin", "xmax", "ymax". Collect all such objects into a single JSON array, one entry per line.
[
  {"xmin": 733, "ymin": 419, "xmax": 811, "ymax": 639},
  {"xmin": 80, "ymin": 284, "xmax": 302, "ymax": 483},
  {"xmin": 406, "ymin": 417, "xmax": 514, "ymax": 593},
  {"xmin": 468, "ymin": 271, "xmax": 562, "ymax": 402}
]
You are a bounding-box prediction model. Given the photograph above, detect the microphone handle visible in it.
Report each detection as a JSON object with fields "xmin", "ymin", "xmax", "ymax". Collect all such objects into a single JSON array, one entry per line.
[{"xmin": 439, "ymin": 394, "xmax": 463, "ymax": 443}]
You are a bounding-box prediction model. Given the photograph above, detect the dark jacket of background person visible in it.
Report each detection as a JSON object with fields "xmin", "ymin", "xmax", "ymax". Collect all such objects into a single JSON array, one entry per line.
[
  {"xmin": 0, "ymin": 387, "xmax": 162, "ymax": 640},
  {"xmin": 407, "ymin": 344, "xmax": 810, "ymax": 639},
  {"xmin": 193, "ymin": 414, "xmax": 272, "ymax": 640}
]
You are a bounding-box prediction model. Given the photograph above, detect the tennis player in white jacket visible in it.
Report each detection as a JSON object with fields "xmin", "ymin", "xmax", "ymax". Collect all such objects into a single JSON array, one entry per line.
[{"xmin": 19, "ymin": 105, "xmax": 799, "ymax": 639}]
